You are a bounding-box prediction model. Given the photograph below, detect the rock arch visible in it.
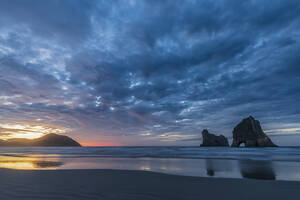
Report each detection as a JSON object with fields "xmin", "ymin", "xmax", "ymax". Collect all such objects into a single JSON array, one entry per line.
[{"xmin": 231, "ymin": 116, "xmax": 277, "ymax": 147}]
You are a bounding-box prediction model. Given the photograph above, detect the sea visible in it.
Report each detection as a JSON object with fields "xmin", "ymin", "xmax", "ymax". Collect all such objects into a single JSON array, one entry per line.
[{"xmin": 1, "ymin": 146, "xmax": 300, "ymax": 181}]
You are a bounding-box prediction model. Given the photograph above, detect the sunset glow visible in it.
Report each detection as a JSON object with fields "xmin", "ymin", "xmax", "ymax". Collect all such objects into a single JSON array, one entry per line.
[
  {"xmin": 0, "ymin": 123, "xmax": 68, "ymax": 140},
  {"xmin": 0, "ymin": 156, "xmax": 62, "ymax": 170},
  {"xmin": 80, "ymin": 142, "xmax": 120, "ymax": 147}
]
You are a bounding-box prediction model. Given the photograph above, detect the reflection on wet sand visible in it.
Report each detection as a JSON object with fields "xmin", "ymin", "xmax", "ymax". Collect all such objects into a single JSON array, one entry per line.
[
  {"xmin": 205, "ymin": 159, "xmax": 215, "ymax": 176},
  {"xmin": 239, "ymin": 160, "xmax": 276, "ymax": 180},
  {"xmin": 205, "ymin": 159, "xmax": 234, "ymax": 177},
  {"xmin": 0, "ymin": 156, "xmax": 64, "ymax": 170},
  {"xmin": 0, "ymin": 155, "xmax": 284, "ymax": 181}
]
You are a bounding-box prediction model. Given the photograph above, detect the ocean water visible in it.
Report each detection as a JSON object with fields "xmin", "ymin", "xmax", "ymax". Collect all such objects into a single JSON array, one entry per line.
[{"xmin": 1, "ymin": 146, "xmax": 300, "ymax": 181}]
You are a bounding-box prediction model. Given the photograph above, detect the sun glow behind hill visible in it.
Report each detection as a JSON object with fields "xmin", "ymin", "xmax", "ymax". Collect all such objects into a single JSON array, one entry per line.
[{"xmin": 0, "ymin": 123, "xmax": 68, "ymax": 140}]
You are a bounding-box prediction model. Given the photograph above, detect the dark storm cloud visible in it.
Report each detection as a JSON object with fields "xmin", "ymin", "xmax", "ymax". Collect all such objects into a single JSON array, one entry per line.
[
  {"xmin": 0, "ymin": 0, "xmax": 300, "ymax": 145},
  {"xmin": 0, "ymin": 0, "xmax": 93, "ymax": 44}
]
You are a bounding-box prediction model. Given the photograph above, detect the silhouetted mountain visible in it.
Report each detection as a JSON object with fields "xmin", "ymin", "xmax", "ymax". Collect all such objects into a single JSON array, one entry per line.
[{"xmin": 0, "ymin": 133, "xmax": 81, "ymax": 147}]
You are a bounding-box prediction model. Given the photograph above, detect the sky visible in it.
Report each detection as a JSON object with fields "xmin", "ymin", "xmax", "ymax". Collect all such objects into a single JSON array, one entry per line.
[{"xmin": 0, "ymin": 0, "xmax": 300, "ymax": 146}]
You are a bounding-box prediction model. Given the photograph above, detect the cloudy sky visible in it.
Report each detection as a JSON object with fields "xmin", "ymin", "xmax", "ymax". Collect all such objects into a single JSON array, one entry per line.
[{"xmin": 0, "ymin": 0, "xmax": 300, "ymax": 146}]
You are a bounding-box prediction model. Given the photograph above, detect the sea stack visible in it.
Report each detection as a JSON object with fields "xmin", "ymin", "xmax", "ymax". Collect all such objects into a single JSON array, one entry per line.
[
  {"xmin": 201, "ymin": 129, "xmax": 229, "ymax": 147},
  {"xmin": 231, "ymin": 116, "xmax": 277, "ymax": 147}
]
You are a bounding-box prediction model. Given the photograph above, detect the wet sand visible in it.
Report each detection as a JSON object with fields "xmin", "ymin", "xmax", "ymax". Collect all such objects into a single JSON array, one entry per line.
[{"xmin": 0, "ymin": 169, "xmax": 299, "ymax": 200}]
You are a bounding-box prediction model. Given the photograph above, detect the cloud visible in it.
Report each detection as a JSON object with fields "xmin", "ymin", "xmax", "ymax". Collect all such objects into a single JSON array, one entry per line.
[
  {"xmin": 0, "ymin": 0, "xmax": 300, "ymax": 145},
  {"xmin": 0, "ymin": 122, "xmax": 68, "ymax": 140},
  {"xmin": 0, "ymin": 0, "xmax": 93, "ymax": 45}
]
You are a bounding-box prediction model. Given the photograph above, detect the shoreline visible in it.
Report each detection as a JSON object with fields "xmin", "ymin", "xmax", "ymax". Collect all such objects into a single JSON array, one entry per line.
[
  {"xmin": 2, "ymin": 146, "xmax": 300, "ymax": 181},
  {"xmin": 0, "ymin": 169, "xmax": 300, "ymax": 200}
]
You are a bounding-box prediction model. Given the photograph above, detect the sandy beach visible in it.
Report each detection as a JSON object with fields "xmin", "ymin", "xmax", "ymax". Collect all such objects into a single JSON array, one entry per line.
[{"xmin": 0, "ymin": 169, "xmax": 299, "ymax": 200}]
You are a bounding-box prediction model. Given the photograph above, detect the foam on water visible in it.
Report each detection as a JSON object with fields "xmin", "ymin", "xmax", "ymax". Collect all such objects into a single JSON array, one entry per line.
[{"xmin": 1, "ymin": 146, "xmax": 300, "ymax": 160}]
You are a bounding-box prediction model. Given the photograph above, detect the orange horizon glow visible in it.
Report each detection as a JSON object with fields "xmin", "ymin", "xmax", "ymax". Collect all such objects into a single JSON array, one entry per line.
[{"xmin": 80, "ymin": 142, "xmax": 120, "ymax": 147}]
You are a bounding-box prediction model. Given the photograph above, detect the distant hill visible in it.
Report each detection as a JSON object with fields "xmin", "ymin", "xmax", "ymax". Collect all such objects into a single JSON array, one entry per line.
[{"xmin": 0, "ymin": 133, "xmax": 81, "ymax": 147}]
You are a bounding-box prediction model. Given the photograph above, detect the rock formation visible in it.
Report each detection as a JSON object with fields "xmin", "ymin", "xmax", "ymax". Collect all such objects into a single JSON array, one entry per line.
[
  {"xmin": 231, "ymin": 116, "xmax": 277, "ymax": 147},
  {"xmin": 200, "ymin": 129, "xmax": 229, "ymax": 147},
  {"xmin": 0, "ymin": 133, "xmax": 81, "ymax": 147}
]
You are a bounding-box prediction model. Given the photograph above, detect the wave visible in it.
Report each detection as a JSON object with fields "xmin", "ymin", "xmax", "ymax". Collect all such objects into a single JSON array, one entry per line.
[{"xmin": 0, "ymin": 146, "xmax": 300, "ymax": 162}]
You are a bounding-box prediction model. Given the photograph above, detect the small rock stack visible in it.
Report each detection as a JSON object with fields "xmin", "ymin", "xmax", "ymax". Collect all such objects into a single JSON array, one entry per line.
[{"xmin": 200, "ymin": 129, "xmax": 229, "ymax": 147}]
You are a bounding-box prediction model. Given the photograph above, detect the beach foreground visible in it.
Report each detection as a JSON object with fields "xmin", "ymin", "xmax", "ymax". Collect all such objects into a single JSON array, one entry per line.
[{"xmin": 0, "ymin": 169, "xmax": 299, "ymax": 200}]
